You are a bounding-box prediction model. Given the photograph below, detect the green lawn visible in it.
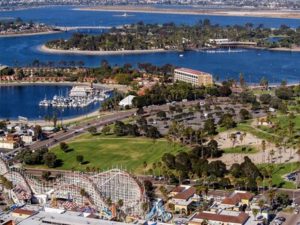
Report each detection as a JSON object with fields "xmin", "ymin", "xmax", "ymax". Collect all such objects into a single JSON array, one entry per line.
[
  {"xmin": 256, "ymin": 114, "xmax": 300, "ymax": 144},
  {"xmin": 274, "ymin": 114, "xmax": 300, "ymax": 131},
  {"xmin": 259, "ymin": 162, "xmax": 300, "ymax": 189},
  {"xmin": 49, "ymin": 134, "xmax": 189, "ymax": 173},
  {"xmin": 223, "ymin": 145, "xmax": 258, "ymax": 154},
  {"xmin": 235, "ymin": 122, "xmax": 276, "ymax": 142}
]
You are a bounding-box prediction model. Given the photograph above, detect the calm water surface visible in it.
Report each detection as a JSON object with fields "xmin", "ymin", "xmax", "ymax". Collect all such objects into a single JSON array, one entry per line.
[
  {"xmin": 0, "ymin": 85, "xmax": 100, "ymax": 120},
  {"xmin": 0, "ymin": 6, "xmax": 300, "ymax": 119}
]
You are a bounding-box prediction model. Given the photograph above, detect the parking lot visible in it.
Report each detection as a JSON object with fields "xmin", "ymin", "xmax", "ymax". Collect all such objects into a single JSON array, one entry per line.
[{"xmin": 272, "ymin": 212, "xmax": 300, "ymax": 225}]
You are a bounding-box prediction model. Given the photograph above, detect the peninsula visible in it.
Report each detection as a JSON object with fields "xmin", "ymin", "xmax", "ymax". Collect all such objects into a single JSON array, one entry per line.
[
  {"xmin": 0, "ymin": 17, "xmax": 60, "ymax": 37},
  {"xmin": 75, "ymin": 5, "xmax": 300, "ymax": 19},
  {"xmin": 44, "ymin": 21, "xmax": 300, "ymax": 53},
  {"xmin": 39, "ymin": 44, "xmax": 169, "ymax": 55}
]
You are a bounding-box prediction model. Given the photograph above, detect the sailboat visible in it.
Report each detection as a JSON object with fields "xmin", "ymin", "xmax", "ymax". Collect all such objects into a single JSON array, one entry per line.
[{"xmin": 121, "ymin": 12, "xmax": 128, "ymax": 17}]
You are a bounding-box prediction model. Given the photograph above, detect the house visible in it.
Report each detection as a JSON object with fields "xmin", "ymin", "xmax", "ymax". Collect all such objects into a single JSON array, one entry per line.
[{"xmin": 189, "ymin": 210, "xmax": 250, "ymax": 225}]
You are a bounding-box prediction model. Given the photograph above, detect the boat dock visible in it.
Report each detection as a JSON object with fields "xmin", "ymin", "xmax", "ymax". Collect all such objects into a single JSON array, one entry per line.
[{"xmin": 39, "ymin": 85, "xmax": 110, "ymax": 108}]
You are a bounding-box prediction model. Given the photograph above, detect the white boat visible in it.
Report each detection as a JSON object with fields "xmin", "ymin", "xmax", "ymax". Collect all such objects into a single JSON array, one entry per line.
[
  {"xmin": 179, "ymin": 54, "xmax": 184, "ymax": 57},
  {"xmin": 121, "ymin": 12, "xmax": 128, "ymax": 17}
]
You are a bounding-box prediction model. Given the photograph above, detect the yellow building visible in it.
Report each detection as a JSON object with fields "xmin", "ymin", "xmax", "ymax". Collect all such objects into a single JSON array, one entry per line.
[
  {"xmin": 169, "ymin": 186, "xmax": 198, "ymax": 214},
  {"xmin": 221, "ymin": 191, "xmax": 254, "ymax": 208},
  {"xmin": 174, "ymin": 68, "xmax": 213, "ymax": 86}
]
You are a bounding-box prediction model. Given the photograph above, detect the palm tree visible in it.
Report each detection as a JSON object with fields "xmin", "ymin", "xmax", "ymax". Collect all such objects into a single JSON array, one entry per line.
[
  {"xmin": 256, "ymin": 177, "xmax": 263, "ymax": 193},
  {"xmin": 261, "ymin": 140, "xmax": 266, "ymax": 163},
  {"xmin": 269, "ymin": 149, "xmax": 275, "ymax": 163},
  {"xmin": 142, "ymin": 202, "xmax": 149, "ymax": 217},
  {"xmin": 201, "ymin": 219, "xmax": 209, "ymax": 225},
  {"xmin": 268, "ymin": 189, "xmax": 276, "ymax": 205},
  {"xmin": 252, "ymin": 208, "xmax": 259, "ymax": 220},
  {"xmin": 258, "ymin": 199, "xmax": 265, "ymax": 213},
  {"xmin": 117, "ymin": 199, "xmax": 123, "ymax": 208}
]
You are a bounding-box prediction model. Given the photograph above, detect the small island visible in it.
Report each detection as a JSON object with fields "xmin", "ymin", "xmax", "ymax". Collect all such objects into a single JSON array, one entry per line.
[
  {"xmin": 44, "ymin": 20, "xmax": 300, "ymax": 54},
  {"xmin": 0, "ymin": 17, "xmax": 60, "ymax": 37}
]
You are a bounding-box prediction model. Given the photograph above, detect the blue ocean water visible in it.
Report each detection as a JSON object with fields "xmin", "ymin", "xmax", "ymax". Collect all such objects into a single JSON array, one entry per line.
[
  {"xmin": 0, "ymin": 85, "xmax": 100, "ymax": 120},
  {"xmin": 0, "ymin": 6, "xmax": 299, "ymax": 119}
]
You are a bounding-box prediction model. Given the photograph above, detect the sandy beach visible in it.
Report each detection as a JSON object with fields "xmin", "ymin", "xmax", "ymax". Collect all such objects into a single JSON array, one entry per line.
[
  {"xmin": 0, "ymin": 30, "xmax": 62, "ymax": 38},
  {"xmin": 74, "ymin": 6, "xmax": 300, "ymax": 19},
  {"xmin": 268, "ymin": 47, "xmax": 300, "ymax": 52},
  {"xmin": 39, "ymin": 44, "xmax": 171, "ymax": 55}
]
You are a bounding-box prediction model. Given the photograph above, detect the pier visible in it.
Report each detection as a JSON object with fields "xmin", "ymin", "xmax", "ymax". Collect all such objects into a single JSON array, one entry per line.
[{"xmin": 39, "ymin": 85, "xmax": 110, "ymax": 108}]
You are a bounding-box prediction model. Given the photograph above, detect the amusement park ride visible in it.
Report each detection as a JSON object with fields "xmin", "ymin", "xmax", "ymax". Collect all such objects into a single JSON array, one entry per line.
[{"xmin": 0, "ymin": 158, "xmax": 173, "ymax": 222}]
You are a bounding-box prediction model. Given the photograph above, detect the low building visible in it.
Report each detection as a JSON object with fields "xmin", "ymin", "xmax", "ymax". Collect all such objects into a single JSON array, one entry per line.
[
  {"xmin": 174, "ymin": 68, "xmax": 213, "ymax": 86},
  {"xmin": 11, "ymin": 209, "xmax": 36, "ymax": 219},
  {"xmin": 169, "ymin": 186, "xmax": 199, "ymax": 214},
  {"xmin": 169, "ymin": 186, "xmax": 186, "ymax": 197},
  {"xmin": 208, "ymin": 38, "xmax": 230, "ymax": 45},
  {"xmin": 221, "ymin": 191, "xmax": 254, "ymax": 209},
  {"xmin": 21, "ymin": 135, "xmax": 35, "ymax": 144},
  {"xmin": 69, "ymin": 86, "xmax": 93, "ymax": 97},
  {"xmin": 119, "ymin": 95, "xmax": 135, "ymax": 108},
  {"xmin": 0, "ymin": 141, "xmax": 17, "ymax": 149},
  {"xmin": 189, "ymin": 210, "xmax": 250, "ymax": 225},
  {"xmin": 17, "ymin": 211, "xmax": 130, "ymax": 225}
]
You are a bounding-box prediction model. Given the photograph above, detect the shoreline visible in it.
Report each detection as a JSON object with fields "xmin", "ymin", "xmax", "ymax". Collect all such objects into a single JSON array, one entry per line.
[
  {"xmin": 40, "ymin": 44, "xmax": 300, "ymax": 56},
  {"xmin": 74, "ymin": 6, "xmax": 300, "ymax": 19},
  {"xmin": 0, "ymin": 30, "xmax": 62, "ymax": 38},
  {"xmin": 0, "ymin": 81, "xmax": 127, "ymax": 91},
  {"xmin": 200, "ymin": 46, "xmax": 300, "ymax": 52},
  {"xmin": 39, "ymin": 44, "xmax": 173, "ymax": 55},
  {"xmin": 3, "ymin": 108, "xmax": 103, "ymax": 126}
]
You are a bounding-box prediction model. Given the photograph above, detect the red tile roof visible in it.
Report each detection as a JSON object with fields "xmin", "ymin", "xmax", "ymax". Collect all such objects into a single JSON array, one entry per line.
[
  {"xmin": 194, "ymin": 212, "xmax": 249, "ymax": 224},
  {"xmin": 171, "ymin": 186, "xmax": 186, "ymax": 193},
  {"xmin": 12, "ymin": 208, "xmax": 36, "ymax": 216},
  {"xmin": 221, "ymin": 192, "xmax": 254, "ymax": 205},
  {"xmin": 173, "ymin": 187, "xmax": 196, "ymax": 200},
  {"xmin": 175, "ymin": 68, "xmax": 210, "ymax": 76}
]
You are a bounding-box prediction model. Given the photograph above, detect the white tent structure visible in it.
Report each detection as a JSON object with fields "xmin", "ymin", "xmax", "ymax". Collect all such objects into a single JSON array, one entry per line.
[{"xmin": 119, "ymin": 95, "xmax": 135, "ymax": 108}]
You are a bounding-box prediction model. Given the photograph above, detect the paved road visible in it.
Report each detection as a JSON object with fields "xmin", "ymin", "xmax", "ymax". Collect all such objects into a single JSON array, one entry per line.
[
  {"xmin": 5, "ymin": 109, "xmax": 137, "ymax": 158},
  {"xmin": 6, "ymin": 98, "xmax": 266, "ymax": 158},
  {"xmin": 274, "ymin": 211, "xmax": 300, "ymax": 225}
]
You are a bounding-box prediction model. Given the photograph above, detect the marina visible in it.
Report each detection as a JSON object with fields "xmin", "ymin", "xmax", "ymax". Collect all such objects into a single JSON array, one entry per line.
[
  {"xmin": 0, "ymin": 85, "xmax": 106, "ymax": 120},
  {"xmin": 39, "ymin": 85, "xmax": 109, "ymax": 108}
]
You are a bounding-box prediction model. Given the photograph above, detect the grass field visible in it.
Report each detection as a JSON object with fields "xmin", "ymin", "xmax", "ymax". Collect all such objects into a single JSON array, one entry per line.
[
  {"xmin": 50, "ymin": 134, "xmax": 189, "ymax": 173},
  {"xmin": 259, "ymin": 162, "xmax": 300, "ymax": 189},
  {"xmin": 235, "ymin": 122, "xmax": 276, "ymax": 142},
  {"xmin": 223, "ymin": 145, "xmax": 258, "ymax": 154}
]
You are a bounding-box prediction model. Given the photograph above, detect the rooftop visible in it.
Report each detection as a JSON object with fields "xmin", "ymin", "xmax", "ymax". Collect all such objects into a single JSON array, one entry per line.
[
  {"xmin": 175, "ymin": 68, "xmax": 211, "ymax": 76},
  {"xmin": 12, "ymin": 208, "xmax": 36, "ymax": 216},
  {"xmin": 18, "ymin": 211, "xmax": 129, "ymax": 225},
  {"xmin": 173, "ymin": 186, "xmax": 196, "ymax": 200},
  {"xmin": 221, "ymin": 191, "xmax": 254, "ymax": 205},
  {"xmin": 193, "ymin": 210, "xmax": 249, "ymax": 224},
  {"xmin": 171, "ymin": 186, "xmax": 186, "ymax": 193}
]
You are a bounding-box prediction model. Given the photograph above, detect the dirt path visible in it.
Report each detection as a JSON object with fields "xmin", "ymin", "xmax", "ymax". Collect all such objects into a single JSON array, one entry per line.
[{"xmin": 211, "ymin": 130, "xmax": 297, "ymax": 166}]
